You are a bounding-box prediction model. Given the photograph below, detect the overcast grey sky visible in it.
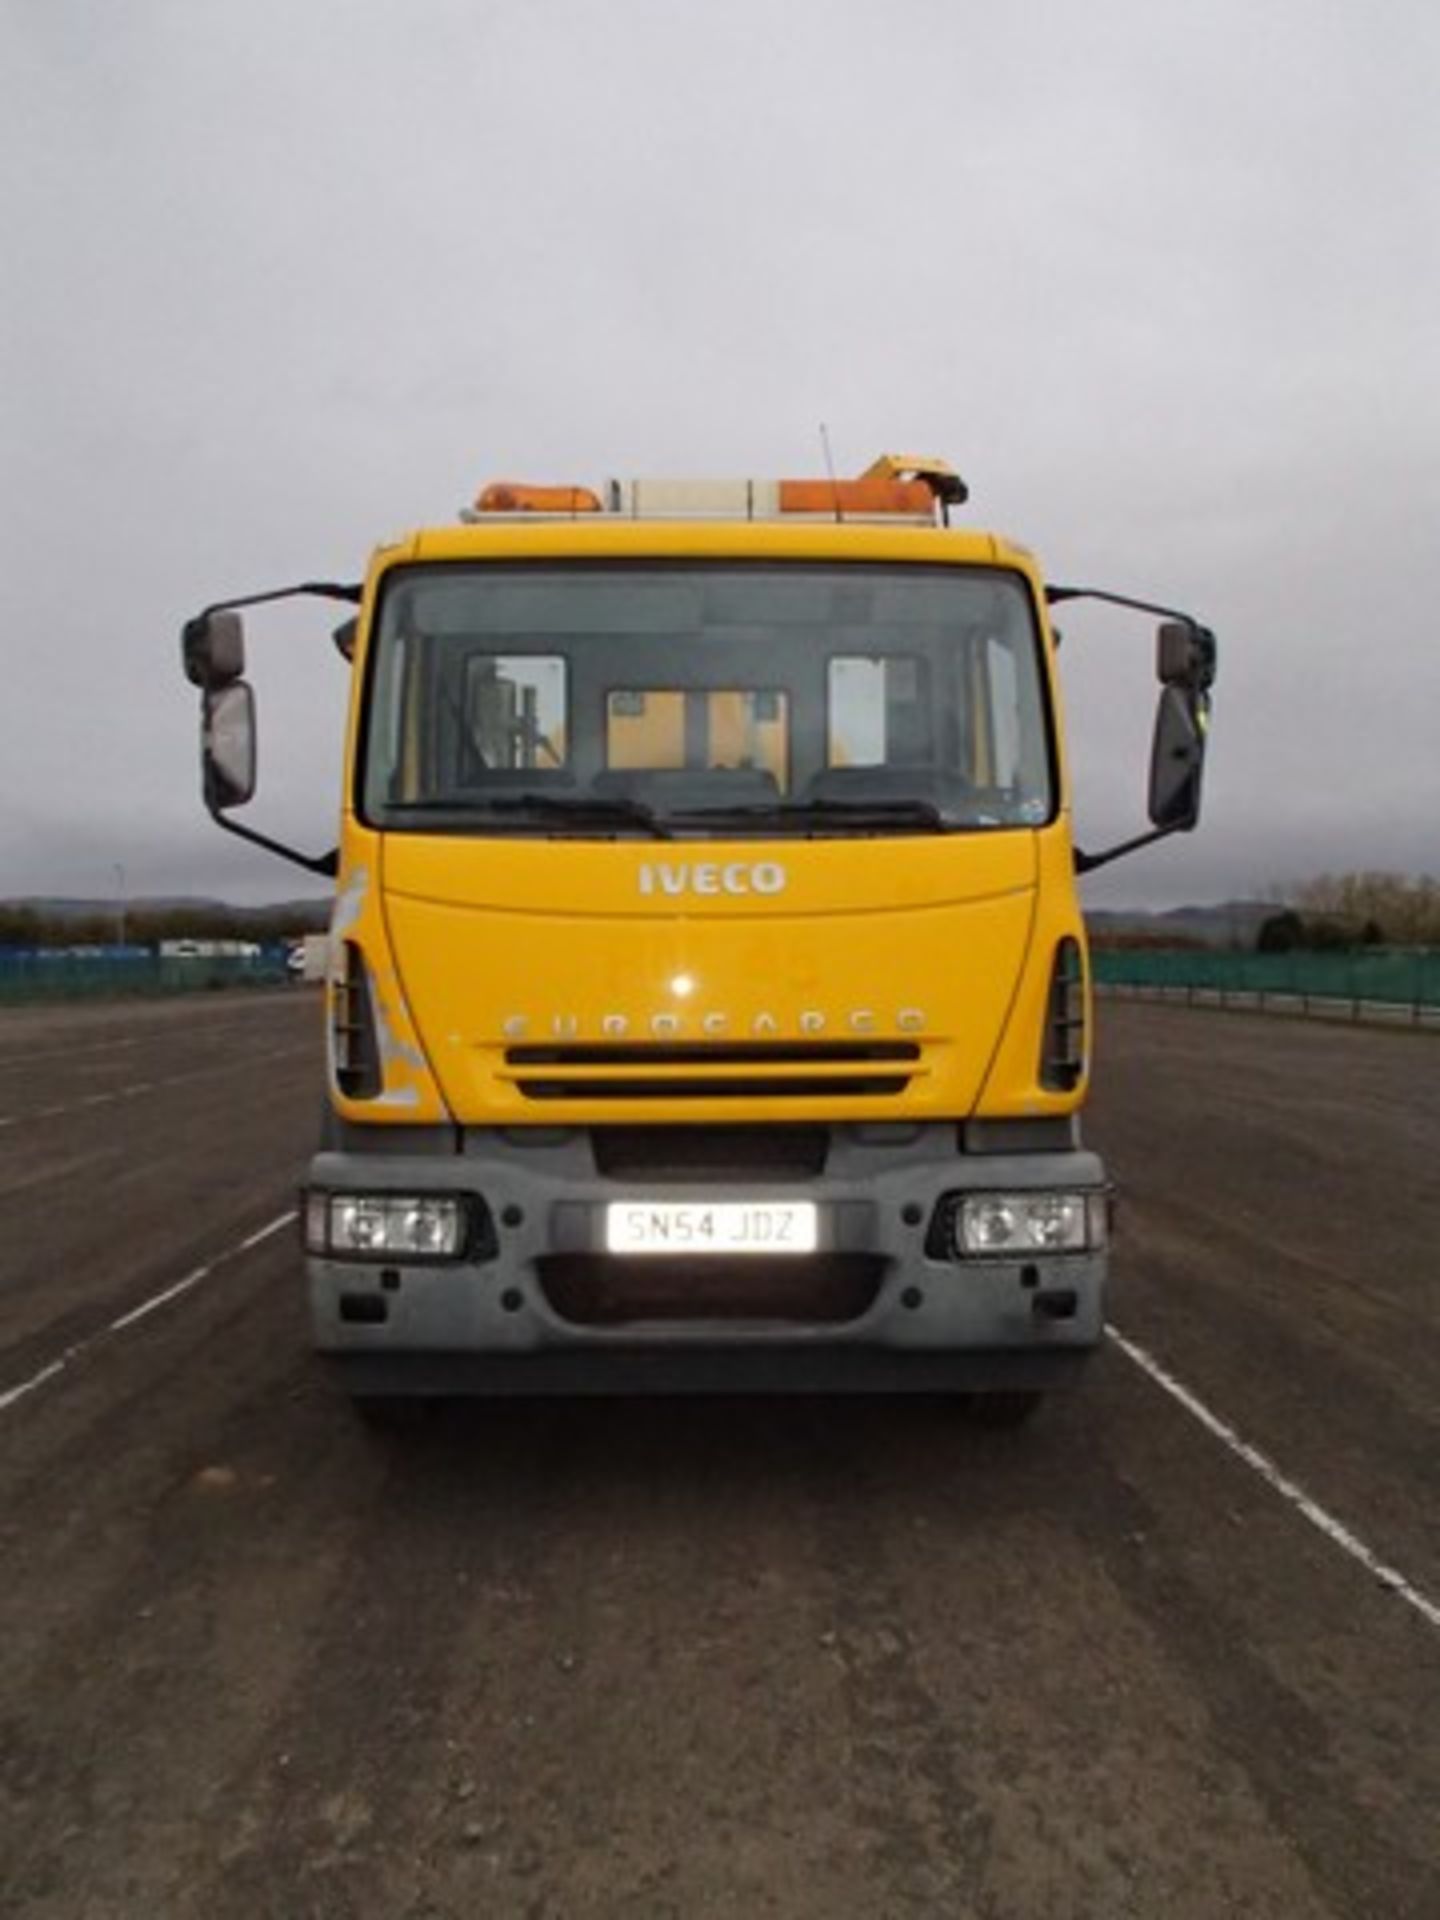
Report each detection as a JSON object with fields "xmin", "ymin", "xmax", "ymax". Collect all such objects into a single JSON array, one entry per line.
[{"xmin": 3, "ymin": 0, "xmax": 1437, "ymax": 911}]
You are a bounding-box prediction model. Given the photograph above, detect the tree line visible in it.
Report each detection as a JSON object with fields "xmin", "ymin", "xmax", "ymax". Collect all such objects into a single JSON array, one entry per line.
[{"xmin": 1258, "ymin": 872, "xmax": 1440, "ymax": 952}]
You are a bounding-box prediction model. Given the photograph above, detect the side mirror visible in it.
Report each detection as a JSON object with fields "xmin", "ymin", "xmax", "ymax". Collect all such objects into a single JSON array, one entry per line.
[
  {"xmin": 332, "ymin": 615, "xmax": 359, "ymax": 662},
  {"xmin": 203, "ymin": 681, "xmax": 257, "ymax": 810},
  {"xmin": 1148, "ymin": 684, "xmax": 1205, "ymax": 829},
  {"xmin": 183, "ymin": 609, "xmax": 247, "ymax": 689},
  {"xmin": 1157, "ymin": 618, "xmax": 1216, "ymax": 690}
]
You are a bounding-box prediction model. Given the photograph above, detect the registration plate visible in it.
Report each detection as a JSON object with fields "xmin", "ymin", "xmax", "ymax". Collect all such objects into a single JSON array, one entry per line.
[{"xmin": 606, "ymin": 1200, "xmax": 818, "ymax": 1256}]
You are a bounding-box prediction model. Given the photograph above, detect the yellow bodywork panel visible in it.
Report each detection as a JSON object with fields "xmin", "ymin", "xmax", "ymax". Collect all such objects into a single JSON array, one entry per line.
[{"xmin": 331, "ymin": 518, "xmax": 1085, "ymax": 1129}]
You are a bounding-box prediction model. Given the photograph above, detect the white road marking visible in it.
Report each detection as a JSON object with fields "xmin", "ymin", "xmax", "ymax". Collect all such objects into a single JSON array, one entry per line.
[
  {"xmin": 0, "ymin": 1358, "xmax": 67, "ymax": 1415},
  {"xmin": 0, "ymin": 1208, "xmax": 299, "ymax": 1417},
  {"xmin": 1108, "ymin": 1324, "xmax": 1440, "ymax": 1632},
  {"xmin": 107, "ymin": 1264, "xmax": 213, "ymax": 1332},
  {"xmin": 239, "ymin": 1211, "xmax": 297, "ymax": 1252}
]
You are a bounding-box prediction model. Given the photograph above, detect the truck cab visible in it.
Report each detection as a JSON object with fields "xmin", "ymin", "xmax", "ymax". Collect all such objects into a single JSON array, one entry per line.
[{"xmin": 183, "ymin": 456, "xmax": 1214, "ymax": 1418}]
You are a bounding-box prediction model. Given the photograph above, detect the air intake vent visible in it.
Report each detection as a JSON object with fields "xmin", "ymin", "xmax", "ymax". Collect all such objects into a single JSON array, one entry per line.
[
  {"xmin": 1040, "ymin": 938, "xmax": 1086, "ymax": 1092},
  {"xmin": 331, "ymin": 942, "xmax": 381, "ymax": 1099},
  {"xmin": 592, "ymin": 1126, "xmax": 828, "ymax": 1181},
  {"xmin": 506, "ymin": 1042, "xmax": 916, "ymax": 1067},
  {"xmin": 504, "ymin": 1041, "xmax": 918, "ymax": 1103}
]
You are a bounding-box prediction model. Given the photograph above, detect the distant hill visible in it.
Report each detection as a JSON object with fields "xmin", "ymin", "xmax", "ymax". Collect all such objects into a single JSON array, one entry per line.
[{"xmin": 1086, "ymin": 901, "xmax": 1273, "ymax": 949}]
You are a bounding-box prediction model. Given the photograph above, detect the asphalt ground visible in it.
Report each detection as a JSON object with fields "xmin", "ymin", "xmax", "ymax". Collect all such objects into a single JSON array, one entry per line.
[{"xmin": 0, "ymin": 992, "xmax": 1435, "ymax": 1919}]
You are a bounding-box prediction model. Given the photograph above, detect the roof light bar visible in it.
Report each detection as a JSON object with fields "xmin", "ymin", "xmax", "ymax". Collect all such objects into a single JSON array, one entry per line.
[{"xmin": 462, "ymin": 454, "xmax": 968, "ymax": 523}]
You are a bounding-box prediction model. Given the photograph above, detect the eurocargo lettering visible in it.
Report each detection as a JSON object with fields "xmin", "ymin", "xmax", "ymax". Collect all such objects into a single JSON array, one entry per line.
[{"xmin": 182, "ymin": 453, "xmax": 1215, "ymax": 1424}]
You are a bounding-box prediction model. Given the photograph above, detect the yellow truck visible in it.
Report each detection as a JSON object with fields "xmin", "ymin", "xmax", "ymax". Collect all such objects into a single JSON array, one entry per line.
[{"xmin": 183, "ymin": 455, "xmax": 1214, "ymax": 1422}]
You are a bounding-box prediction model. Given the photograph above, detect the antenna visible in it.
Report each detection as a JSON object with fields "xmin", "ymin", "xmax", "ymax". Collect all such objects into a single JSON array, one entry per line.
[{"xmin": 818, "ymin": 423, "xmax": 843, "ymax": 522}]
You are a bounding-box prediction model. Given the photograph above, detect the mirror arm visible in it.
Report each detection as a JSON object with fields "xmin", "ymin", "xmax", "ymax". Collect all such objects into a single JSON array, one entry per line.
[
  {"xmin": 187, "ymin": 580, "xmax": 358, "ymax": 879},
  {"xmin": 1047, "ymin": 583, "xmax": 1196, "ymax": 623},
  {"xmin": 1053, "ymin": 588, "xmax": 1215, "ymax": 878},
  {"xmin": 1074, "ymin": 824, "xmax": 1182, "ymax": 876},
  {"xmin": 195, "ymin": 579, "xmax": 362, "ymax": 623},
  {"xmin": 1045, "ymin": 586, "xmax": 1216, "ymax": 692},
  {"xmin": 206, "ymin": 803, "xmax": 338, "ymax": 879}
]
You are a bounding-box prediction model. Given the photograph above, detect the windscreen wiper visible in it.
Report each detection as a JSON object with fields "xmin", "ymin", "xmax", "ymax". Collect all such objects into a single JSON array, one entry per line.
[
  {"xmin": 391, "ymin": 793, "xmax": 674, "ymax": 838},
  {"xmin": 673, "ymin": 796, "xmax": 950, "ymax": 831}
]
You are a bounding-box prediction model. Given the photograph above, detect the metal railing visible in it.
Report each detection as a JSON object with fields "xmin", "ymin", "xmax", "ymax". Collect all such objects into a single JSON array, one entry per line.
[
  {"xmin": 1092, "ymin": 948, "xmax": 1440, "ymax": 1027},
  {"xmin": 0, "ymin": 950, "xmax": 289, "ymax": 1003}
]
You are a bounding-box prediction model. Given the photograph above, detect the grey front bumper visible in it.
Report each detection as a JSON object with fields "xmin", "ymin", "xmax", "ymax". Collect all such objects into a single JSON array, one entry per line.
[{"xmin": 304, "ymin": 1125, "xmax": 1107, "ymax": 1394}]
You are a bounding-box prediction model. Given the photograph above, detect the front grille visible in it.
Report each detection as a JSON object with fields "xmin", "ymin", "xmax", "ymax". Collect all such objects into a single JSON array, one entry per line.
[
  {"xmin": 537, "ymin": 1253, "xmax": 886, "ymax": 1326},
  {"xmin": 593, "ymin": 1125, "xmax": 828, "ymax": 1181},
  {"xmin": 520, "ymin": 1075, "xmax": 911, "ymax": 1100},
  {"xmin": 504, "ymin": 1041, "xmax": 919, "ymax": 1103},
  {"xmin": 508, "ymin": 1042, "xmax": 917, "ymax": 1067}
]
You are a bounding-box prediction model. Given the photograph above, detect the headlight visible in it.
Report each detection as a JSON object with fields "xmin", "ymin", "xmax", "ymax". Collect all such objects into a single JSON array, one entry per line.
[
  {"xmin": 951, "ymin": 1192, "xmax": 1106, "ymax": 1257},
  {"xmin": 304, "ymin": 1192, "xmax": 471, "ymax": 1261}
]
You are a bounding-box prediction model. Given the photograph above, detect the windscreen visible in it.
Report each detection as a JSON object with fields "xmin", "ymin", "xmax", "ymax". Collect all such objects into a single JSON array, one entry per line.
[{"xmin": 360, "ymin": 564, "xmax": 1053, "ymax": 835}]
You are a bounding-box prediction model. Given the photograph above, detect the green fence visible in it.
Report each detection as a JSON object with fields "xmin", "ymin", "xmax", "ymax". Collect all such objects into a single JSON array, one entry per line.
[
  {"xmin": 1092, "ymin": 947, "xmax": 1440, "ymax": 1018},
  {"xmin": 0, "ymin": 952, "xmax": 288, "ymax": 1004}
]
